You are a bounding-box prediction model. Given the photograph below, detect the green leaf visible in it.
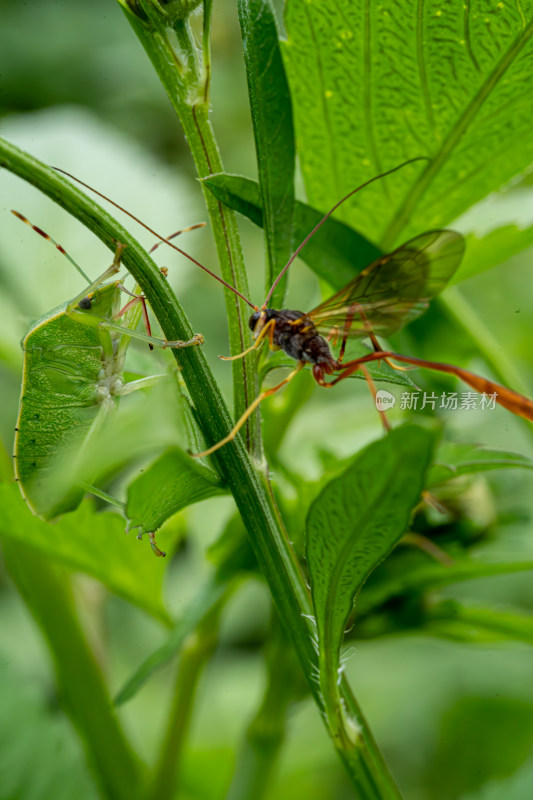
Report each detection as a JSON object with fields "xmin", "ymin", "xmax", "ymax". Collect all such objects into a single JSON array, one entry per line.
[
  {"xmin": 203, "ymin": 173, "xmax": 381, "ymax": 290},
  {"xmin": 237, "ymin": 0, "xmax": 295, "ymax": 304},
  {"xmin": 20, "ymin": 375, "xmax": 190, "ymax": 523},
  {"xmin": 453, "ymin": 225, "xmax": 533, "ymax": 284},
  {"xmin": 424, "ymin": 696, "xmax": 533, "ymax": 800},
  {"xmin": 126, "ymin": 447, "xmax": 227, "ymax": 534},
  {"xmin": 0, "ymin": 660, "xmax": 98, "ymax": 800},
  {"xmin": 425, "ymin": 600, "xmax": 533, "ymax": 645},
  {"xmin": 281, "ymin": 0, "xmax": 533, "ymax": 248},
  {"xmin": 116, "ymin": 514, "xmax": 254, "ymax": 704},
  {"xmin": 115, "ymin": 574, "xmax": 234, "ymax": 705},
  {"xmin": 0, "ymin": 483, "xmax": 169, "ymax": 622},
  {"xmin": 358, "ymin": 558, "xmax": 533, "ymax": 619},
  {"xmin": 306, "ymin": 425, "xmax": 436, "ymax": 659},
  {"xmin": 428, "ymin": 442, "xmax": 533, "ymax": 487}
]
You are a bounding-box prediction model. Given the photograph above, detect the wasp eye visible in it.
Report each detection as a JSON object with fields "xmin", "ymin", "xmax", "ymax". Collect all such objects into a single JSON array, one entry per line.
[
  {"xmin": 78, "ymin": 296, "xmax": 92, "ymax": 310},
  {"xmin": 248, "ymin": 311, "xmax": 260, "ymax": 331}
]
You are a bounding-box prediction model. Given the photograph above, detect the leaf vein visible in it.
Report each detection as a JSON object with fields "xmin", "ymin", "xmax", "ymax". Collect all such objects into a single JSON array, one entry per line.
[{"xmin": 381, "ymin": 14, "xmax": 533, "ymax": 247}]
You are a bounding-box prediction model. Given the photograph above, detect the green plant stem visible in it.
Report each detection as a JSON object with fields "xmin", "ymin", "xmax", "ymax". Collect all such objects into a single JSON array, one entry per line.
[
  {"xmin": 1, "ymin": 137, "xmax": 400, "ymax": 798},
  {"xmin": 226, "ymin": 625, "xmax": 294, "ymax": 800},
  {"xmin": 320, "ymin": 622, "xmax": 380, "ymax": 797},
  {"xmin": 120, "ymin": 3, "xmax": 261, "ymax": 457},
  {"xmin": 149, "ymin": 610, "xmax": 221, "ymax": 800},
  {"xmin": 3, "ymin": 540, "xmax": 143, "ymax": 800}
]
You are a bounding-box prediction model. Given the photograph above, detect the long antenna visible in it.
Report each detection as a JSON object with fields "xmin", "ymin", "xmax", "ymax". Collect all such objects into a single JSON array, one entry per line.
[
  {"xmin": 11, "ymin": 210, "xmax": 92, "ymax": 283},
  {"xmin": 52, "ymin": 167, "xmax": 258, "ymax": 310},
  {"xmin": 262, "ymin": 156, "xmax": 430, "ymax": 307}
]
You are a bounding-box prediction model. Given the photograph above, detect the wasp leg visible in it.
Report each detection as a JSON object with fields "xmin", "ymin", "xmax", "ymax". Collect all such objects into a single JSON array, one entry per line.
[
  {"xmin": 337, "ymin": 307, "xmax": 357, "ymax": 364},
  {"xmin": 360, "ymin": 364, "xmax": 390, "ymax": 431},
  {"xmin": 219, "ymin": 318, "xmax": 276, "ymax": 361},
  {"xmin": 313, "ymin": 361, "xmax": 390, "ymax": 431},
  {"xmin": 192, "ymin": 362, "xmax": 305, "ymax": 458},
  {"xmin": 327, "ymin": 326, "xmax": 340, "ymax": 345},
  {"xmin": 329, "ymin": 350, "xmax": 533, "ymax": 422}
]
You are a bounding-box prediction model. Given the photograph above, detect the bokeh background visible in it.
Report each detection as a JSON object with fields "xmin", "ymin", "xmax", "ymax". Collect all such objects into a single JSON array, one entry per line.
[{"xmin": 1, "ymin": 2, "xmax": 533, "ymax": 798}]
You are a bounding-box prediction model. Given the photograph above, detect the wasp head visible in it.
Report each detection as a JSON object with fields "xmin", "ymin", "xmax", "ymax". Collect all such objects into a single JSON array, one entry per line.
[{"xmin": 248, "ymin": 309, "xmax": 269, "ymax": 338}]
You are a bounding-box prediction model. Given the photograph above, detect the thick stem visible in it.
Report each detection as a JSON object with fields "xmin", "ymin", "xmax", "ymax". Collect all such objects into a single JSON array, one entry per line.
[
  {"xmin": 3, "ymin": 541, "xmax": 144, "ymax": 800},
  {"xmin": 121, "ymin": 6, "xmax": 261, "ymax": 459},
  {"xmin": 1, "ymin": 122, "xmax": 399, "ymax": 800}
]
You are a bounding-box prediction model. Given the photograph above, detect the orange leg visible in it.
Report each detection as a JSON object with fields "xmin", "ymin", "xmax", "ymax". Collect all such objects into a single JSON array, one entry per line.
[
  {"xmin": 360, "ymin": 364, "xmax": 390, "ymax": 431},
  {"xmin": 336, "ymin": 305, "xmax": 408, "ymax": 373},
  {"xmin": 327, "ymin": 326, "xmax": 340, "ymax": 346},
  {"xmin": 314, "ymin": 361, "xmax": 390, "ymax": 430},
  {"xmin": 192, "ymin": 362, "xmax": 305, "ymax": 458},
  {"xmin": 326, "ymin": 350, "xmax": 533, "ymax": 422},
  {"xmin": 337, "ymin": 309, "xmax": 356, "ymax": 364},
  {"xmin": 219, "ymin": 318, "xmax": 276, "ymax": 361}
]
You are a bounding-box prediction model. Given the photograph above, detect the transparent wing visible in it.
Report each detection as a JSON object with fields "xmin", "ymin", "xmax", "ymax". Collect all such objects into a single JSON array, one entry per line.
[{"xmin": 307, "ymin": 230, "xmax": 465, "ymax": 339}]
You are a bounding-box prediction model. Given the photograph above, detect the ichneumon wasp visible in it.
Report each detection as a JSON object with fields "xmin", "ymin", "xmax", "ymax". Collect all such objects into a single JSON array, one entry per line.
[{"xmin": 54, "ymin": 159, "xmax": 533, "ymax": 459}]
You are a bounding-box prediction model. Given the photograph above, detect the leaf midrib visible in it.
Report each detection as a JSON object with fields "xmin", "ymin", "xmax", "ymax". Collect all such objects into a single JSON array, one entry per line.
[
  {"xmin": 322, "ymin": 467, "xmax": 399, "ymax": 645},
  {"xmin": 381, "ymin": 14, "xmax": 533, "ymax": 248}
]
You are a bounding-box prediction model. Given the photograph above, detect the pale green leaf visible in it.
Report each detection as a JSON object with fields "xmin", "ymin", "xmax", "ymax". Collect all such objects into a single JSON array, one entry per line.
[
  {"xmin": 115, "ymin": 574, "xmax": 232, "ymax": 705},
  {"xmin": 428, "ymin": 442, "xmax": 533, "ymax": 487},
  {"xmin": 0, "ymin": 660, "xmax": 98, "ymax": 800},
  {"xmin": 126, "ymin": 447, "xmax": 227, "ymax": 534},
  {"xmin": 425, "ymin": 600, "xmax": 533, "ymax": 644},
  {"xmin": 358, "ymin": 558, "xmax": 533, "ymax": 618},
  {"xmin": 0, "ymin": 483, "xmax": 169, "ymax": 622},
  {"xmin": 453, "ymin": 225, "xmax": 533, "ymax": 284}
]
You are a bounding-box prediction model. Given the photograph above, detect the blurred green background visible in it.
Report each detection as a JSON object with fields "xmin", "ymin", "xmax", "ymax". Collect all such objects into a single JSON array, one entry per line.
[{"xmin": 1, "ymin": 2, "xmax": 533, "ymax": 799}]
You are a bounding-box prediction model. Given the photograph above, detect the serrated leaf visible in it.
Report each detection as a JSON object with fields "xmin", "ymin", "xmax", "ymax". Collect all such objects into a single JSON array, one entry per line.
[
  {"xmin": 428, "ymin": 442, "xmax": 533, "ymax": 487},
  {"xmin": 203, "ymin": 173, "xmax": 381, "ymax": 290},
  {"xmin": 281, "ymin": 0, "xmax": 533, "ymax": 248},
  {"xmin": 0, "ymin": 483, "xmax": 169, "ymax": 622},
  {"xmin": 306, "ymin": 426, "xmax": 436, "ymax": 658},
  {"xmin": 237, "ymin": 0, "xmax": 295, "ymax": 304},
  {"xmin": 126, "ymin": 447, "xmax": 227, "ymax": 534}
]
